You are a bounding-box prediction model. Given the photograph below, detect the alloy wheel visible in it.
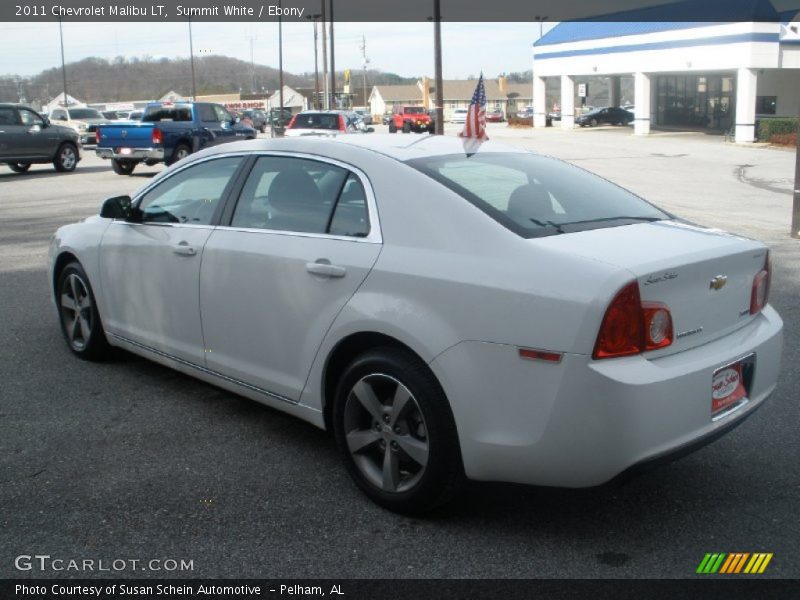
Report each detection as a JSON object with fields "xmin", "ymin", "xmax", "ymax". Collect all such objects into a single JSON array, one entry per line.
[
  {"xmin": 343, "ymin": 374, "xmax": 429, "ymax": 494},
  {"xmin": 60, "ymin": 146, "xmax": 76, "ymax": 170},
  {"xmin": 60, "ymin": 273, "xmax": 93, "ymax": 351}
]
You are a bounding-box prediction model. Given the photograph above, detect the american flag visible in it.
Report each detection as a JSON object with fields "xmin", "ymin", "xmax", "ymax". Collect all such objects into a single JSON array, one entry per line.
[{"xmin": 458, "ymin": 73, "xmax": 489, "ymax": 141}]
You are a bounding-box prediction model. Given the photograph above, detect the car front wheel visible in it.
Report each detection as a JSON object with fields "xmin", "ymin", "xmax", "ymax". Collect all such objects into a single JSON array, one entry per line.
[
  {"xmin": 388, "ymin": 122, "xmax": 397, "ymax": 133},
  {"xmin": 56, "ymin": 262, "xmax": 111, "ymax": 360},
  {"xmin": 8, "ymin": 162, "xmax": 31, "ymax": 173},
  {"xmin": 333, "ymin": 348, "xmax": 463, "ymax": 514},
  {"xmin": 54, "ymin": 143, "xmax": 78, "ymax": 172}
]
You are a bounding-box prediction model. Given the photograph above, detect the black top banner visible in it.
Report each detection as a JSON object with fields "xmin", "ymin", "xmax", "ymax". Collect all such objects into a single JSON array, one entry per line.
[{"xmin": 3, "ymin": 0, "xmax": 798, "ymax": 22}]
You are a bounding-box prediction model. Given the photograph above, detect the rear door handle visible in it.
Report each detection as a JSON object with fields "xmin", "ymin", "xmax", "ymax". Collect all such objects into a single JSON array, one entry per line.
[
  {"xmin": 173, "ymin": 241, "xmax": 197, "ymax": 256},
  {"xmin": 306, "ymin": 260, "xmax": 346, "ymax": 278}
]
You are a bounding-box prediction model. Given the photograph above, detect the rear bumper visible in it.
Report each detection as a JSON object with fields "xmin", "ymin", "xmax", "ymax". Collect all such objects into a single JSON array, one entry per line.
[
  {"xmin": 96, "ymin": 147, "xmax": 165, "ymax": 161},
  {"xmin": 430, "ymin": 305, "xmax": 783, "ymax": 487}
]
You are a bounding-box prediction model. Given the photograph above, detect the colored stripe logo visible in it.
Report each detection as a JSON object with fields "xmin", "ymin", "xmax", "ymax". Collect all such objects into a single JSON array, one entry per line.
[{"xmin": 697, "ymin": 553, "xmax": 773, "ymax": 574}]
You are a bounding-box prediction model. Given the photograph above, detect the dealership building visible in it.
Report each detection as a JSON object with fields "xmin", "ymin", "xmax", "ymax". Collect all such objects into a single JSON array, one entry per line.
[{"xmin": 532, "ymin": 1, "xmax": 800, "ymax": 142}]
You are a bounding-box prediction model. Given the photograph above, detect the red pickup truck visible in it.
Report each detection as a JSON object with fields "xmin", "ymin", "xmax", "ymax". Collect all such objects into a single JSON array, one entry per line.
[{"xmin": 388, "ymin": 105, "xmax": 434, "ymax": 134}]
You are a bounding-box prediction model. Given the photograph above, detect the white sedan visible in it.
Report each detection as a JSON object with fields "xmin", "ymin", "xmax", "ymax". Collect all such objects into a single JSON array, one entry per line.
[{"xmin": 49, "ymin": 135, "xmax": 783, "ymax": 513}]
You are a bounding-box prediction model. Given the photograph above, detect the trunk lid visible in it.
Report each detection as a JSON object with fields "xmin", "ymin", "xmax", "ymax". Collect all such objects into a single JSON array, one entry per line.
[
  {"xmin": 96, "ymin": 122, "xmax": 154, "ymax": 149},
  {"xmin": 539, "ymin": 220, "xmax": 768, "ymax": 355}
]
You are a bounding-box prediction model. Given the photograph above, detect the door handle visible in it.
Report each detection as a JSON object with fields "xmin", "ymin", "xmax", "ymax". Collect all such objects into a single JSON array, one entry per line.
[
  {"xmin": 306, "ymin": 260, "xmax": 346, "ymax": 278},
  {"xmin": 173, "ymin": 241, "xmax": 197, "ymax": 256}
]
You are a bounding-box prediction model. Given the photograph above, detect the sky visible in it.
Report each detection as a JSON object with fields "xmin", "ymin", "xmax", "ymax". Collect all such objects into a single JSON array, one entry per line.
[{"xmin": 0, "ymin": 21, "xmax": 555, "ymax": 80}]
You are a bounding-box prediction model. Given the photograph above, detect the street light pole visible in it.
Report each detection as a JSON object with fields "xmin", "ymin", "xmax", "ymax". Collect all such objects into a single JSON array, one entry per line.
[
  {"xmin": 793, "ymin": 125, "xmax": 800, "ymax": 238},
  {"xmin": 433, "ymin": 0, "xmax": 444, "ymax": 135},
  {"xmin": 306, "ymin": 14, "xmax": 321, "ymax": 109},
  {"xmin": 278, "ymin": 0, "xmax": 284, "ymax": 132},
  {"xmin": 321, "ymin": 0, "xmax": 328, "ymax": 109},
  {"xmin": 58, "ymin": 18, "xmax": 68, "ymax": 106},
  {"xmin": 188, "ymin": 19, "xmax": 197, "ymax": 100}
]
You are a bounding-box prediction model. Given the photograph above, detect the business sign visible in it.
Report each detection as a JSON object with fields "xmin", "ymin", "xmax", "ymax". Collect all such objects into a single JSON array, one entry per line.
[{"xmin": 578, "ymin": 83, "xmax": 588, "ymax": 98}]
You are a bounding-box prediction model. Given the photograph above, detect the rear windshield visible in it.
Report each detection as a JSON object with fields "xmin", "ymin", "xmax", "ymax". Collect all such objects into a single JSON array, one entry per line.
[
  {"xmin": 69, "ymin": 108, "xmax": 103, "ymax": 119},
  {"xmin": 143, "ymin": 105, "xmax": 193, "ymax": 122},
  {"xmin": 406, "ymin": 153, "xmax": 669, "ymax": 238},
  {"xmin": 290, "ymin": 113, "xmax": 340, "ymax": 130},
  {"xmin": 404, "ymin": 107, "xmax": 425, "ymax": 114}
]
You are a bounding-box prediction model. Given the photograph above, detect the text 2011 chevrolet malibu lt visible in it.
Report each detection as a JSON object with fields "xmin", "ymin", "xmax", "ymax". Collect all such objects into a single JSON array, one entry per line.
[{"xmin": 49, "ymin": 135, "xmax": 782, "ymax": 513}]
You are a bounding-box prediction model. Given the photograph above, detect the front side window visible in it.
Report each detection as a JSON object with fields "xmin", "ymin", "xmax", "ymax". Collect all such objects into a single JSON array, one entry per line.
[
  {"xmin": 137, "ymin": 157, "xmax": 242, "ymax": 225},
  {"xmin": 199, "ymin": 104, "xmax": 217, "ymax": 122},
  {"xmin": 231, "ymin": 156, "xmax": 369, "ymax": 236},
  {"xmin": 213, "ymin": 105, "xmax": 232, "ymax": 122},
  {"xmin": 407, "ymin": 153, "xmax": 669, "ymax": 238},
  {"xmin": 19, "ymin": 109, "xmax": 43, "ymax": 126}
]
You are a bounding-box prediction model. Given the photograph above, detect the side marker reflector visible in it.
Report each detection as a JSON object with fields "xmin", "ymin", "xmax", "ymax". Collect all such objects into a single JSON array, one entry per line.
[{"xmin": 519, "ymin": 348, "xmax": 562, "ymax": 363}]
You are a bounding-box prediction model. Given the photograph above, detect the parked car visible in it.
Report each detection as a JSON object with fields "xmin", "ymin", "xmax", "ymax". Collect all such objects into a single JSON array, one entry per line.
[
  {"xmin": 95, "ymin": 101, "xmax": 256, "ymax": 175},
  {"xmin": 0, "ymin": 103, "xmax": 81, "ymax": 173},
  {"xmin": 240, "ymin": 109, "xmax": 268, "ymax": 133},
  {"xmin": 381, "ymin": 112, "xmax": 392, "ymax": 126},
  {"xmin": 576, "ymin": 106, "xmax": 634, "ymax": 127},
  {"xmin": 547, "ymin": 109, "xmax": 561, "ymax": 123},
  {"xmin": 449, "ymin": 108, "xmax": 469, "ymax": 124},
  {"xmin": 126, "ymin": 110, "xmax": 143, "ymax": 121},
  {"xmin": 485, "ymin": 108, "xmax": 504, "ymax": 122},
  {"xmin": 50, "ymin": 135, "xmax": 782, "ymax": 514},
  {"xmin": 515, "ymin": 106, "xmax": 534, "ymax": 120},
  {"xmin": 284, "ymin": 110, "xmax": 374, "ymax": 137},
  {"xmin": 48, "ymin": 106, "xmax": 111, "ymax": 145},
  {"xmin": 268, "ymin": 107, "xmax": 293, "ymax": 128},
  {"xmin": 389, "ymin": 105, "xmax": 433, "ymax": 133},
  {"xmin": 354, "ymin": 109, "xmax": 373, "ymax": 125}
]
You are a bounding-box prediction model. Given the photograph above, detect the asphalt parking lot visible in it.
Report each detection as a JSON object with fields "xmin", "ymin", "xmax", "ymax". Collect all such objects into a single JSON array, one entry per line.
[{"xmin": 1, "ymin": 127, "xmax": 798, "ymax": 579}]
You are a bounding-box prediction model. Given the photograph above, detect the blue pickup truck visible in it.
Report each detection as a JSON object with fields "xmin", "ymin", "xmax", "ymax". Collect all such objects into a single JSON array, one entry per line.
[{"xmin": 96, "ymin": 101, "xmax": 257, "ymax": 175}]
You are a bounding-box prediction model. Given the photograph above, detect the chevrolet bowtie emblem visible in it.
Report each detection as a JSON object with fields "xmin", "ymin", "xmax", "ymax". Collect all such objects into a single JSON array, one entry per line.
[{"xmin": 710, "ymin": 275, "xmax": 728, "ymax": 290}]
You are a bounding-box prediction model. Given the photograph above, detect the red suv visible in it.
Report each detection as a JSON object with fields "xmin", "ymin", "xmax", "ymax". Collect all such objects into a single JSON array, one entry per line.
[{"xmin": 389, "ymin": 105, "xmax": 434, "ymax": 134}]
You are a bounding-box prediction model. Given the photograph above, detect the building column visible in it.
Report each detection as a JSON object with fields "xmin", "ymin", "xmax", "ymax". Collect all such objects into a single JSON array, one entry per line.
[
  {"xmin": 633, "ymin": 72, "xmax": 651, "ymax": 135},
  {"xmin": 735, "ymin": 68, "xmax": 757, "ymax": 143},
  {"xmin": 533, "ymin": 75, "xmax": 547, "ymax": 127},
  {"xmin": 609, "ymin": 76, "xmax": 621, "ymax": 108},
  {"xmin": 560, "ymin": 75, "xmax": 575, "ymax": 129}
]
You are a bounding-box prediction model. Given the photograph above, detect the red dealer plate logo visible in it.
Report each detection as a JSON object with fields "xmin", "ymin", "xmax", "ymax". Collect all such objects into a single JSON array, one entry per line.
[{"xmin": 711, "ymin": 362, "xmax": 747, "ymax": 416}]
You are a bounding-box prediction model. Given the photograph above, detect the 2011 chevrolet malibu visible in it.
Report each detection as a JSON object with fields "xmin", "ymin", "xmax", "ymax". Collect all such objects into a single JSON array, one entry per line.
[{"xmin": 49, "ymin": 135, "xmax": 783, "ymax": 513}]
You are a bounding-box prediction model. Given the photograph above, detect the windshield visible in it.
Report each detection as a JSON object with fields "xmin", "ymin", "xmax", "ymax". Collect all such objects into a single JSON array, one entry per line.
[
  {"xmin": 404, "ymin": 107, "xmax": 425, "ymax": 114},
  {"xmin": 406, "ymin": 153, "xmax": 669, "ymax": 238},
  {"xmin": 290, "ymin": 113, "xmax": 340, "ymax": 130},
  {"xmin": 69, "ymin": 108, "xmax": 103, "ymax": 119},
  {"xmin": 143, "ymin": 105, "xmax": 193, "ymax": 122}
]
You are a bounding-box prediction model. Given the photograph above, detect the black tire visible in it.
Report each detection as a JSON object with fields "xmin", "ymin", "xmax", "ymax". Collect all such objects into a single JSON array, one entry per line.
[
  {"xmin": 111, "ymin": 159, "xmax": 136, "ymax": 175},
  {"xmin": 53, "ymin": 143, "xmax": 78, "ymax": 172},
  {"xmin": 56, "ymin": 261, "xmax": 112, "ymax": 361},
  {"xmin": 259, "ymin": 124, "xmax": 266, "ymax": 133},
  {"xmin": 590, "ymin": 118, "xmax": 598, "ymax": 127},
  {"xmin": 8, "ymin": 162, "xmax": 31, "ymax": 173},
  {"xmin": 402, "ymin": 121, "xmax": 412, "ymax": 134},
  {"xmin": 333, "ymin": 347, "xmax": 464, "ymax": 514},
  {"xmin": 388, "ymin": 122, "xmax": 397, "ymax": 133},
  {"xmin": 167, "ymin": 143, "xmax": 191, "ymax": 166},
  {"xmin": 427, "ymin": 123, "xmax": 435, "ymax": 134}
]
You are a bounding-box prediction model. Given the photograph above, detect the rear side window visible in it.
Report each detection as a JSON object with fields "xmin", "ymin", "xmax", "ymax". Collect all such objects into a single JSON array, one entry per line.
[
  {"xmin": 231, "ymin": 156, "xmax": 369, "ymax": 236},
  {"xmin": 406, "ymin": 153, "xmax": 668, "ymax": 238},
  {"xmin": 143, "ymin": 105, "xmax": 193, "ymax": 122},
  {"xmin": 0, "ymin": 107, "xmax": 17, "ymax": 125}
]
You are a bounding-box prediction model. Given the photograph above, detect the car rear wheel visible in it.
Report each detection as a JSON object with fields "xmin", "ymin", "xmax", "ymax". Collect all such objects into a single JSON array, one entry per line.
[
  {"xmin": 56, "ymin": 262, "xmax": 112, "ymax": 361},
  {"xmin": 53, "ymin": 143, "xmax": 77, "ymax": 172},
  {"xmin": 333, "ymin": 348, "xmax": 463, "ymax": 514},
  {"xmin": 111, "ymin": 159, "xmax": 136, "ymax": 175},
  {"xmin": 590, "ymin": 118, "xmax": 598, "ymax": 127},
  {"xmin": 8, "ymin": 162, "xmax": 31, "ymax": 173},
  {"xmin": 168, "ymin": 143, "xmax": 191, "ymax": 166}
]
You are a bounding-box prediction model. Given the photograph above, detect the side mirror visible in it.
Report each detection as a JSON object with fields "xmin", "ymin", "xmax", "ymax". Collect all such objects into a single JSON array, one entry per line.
[
  {"xmin": 42, "ymin": 117, "xmax": 50, "ymax": 127},
  {"xmin": 234, "ymin": 117, "xmax": 241, "ymax": 124},
  {"xmin": 100, "ymin": 195, "xmax": 135, "ymax": 220},
  {"xmin": 366, "ymin": 127, "xmax": 375, "ymax": 133}
]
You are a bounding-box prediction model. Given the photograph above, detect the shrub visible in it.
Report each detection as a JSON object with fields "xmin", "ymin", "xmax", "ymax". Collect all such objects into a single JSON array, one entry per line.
[{"xmin": 757, "ymin": 117, "xmax": 799, "ymax": 145}]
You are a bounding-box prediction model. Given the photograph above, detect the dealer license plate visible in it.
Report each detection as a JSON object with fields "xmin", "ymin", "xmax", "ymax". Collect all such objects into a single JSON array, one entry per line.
[{"xmin": 711, "ymin": 360, "xmax": 748, "ymax": 418}]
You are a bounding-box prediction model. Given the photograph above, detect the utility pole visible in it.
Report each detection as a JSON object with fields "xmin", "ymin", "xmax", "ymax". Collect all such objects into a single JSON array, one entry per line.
[
  {"xmin": 58, "ymin": 18, "xmax": 68, "ymax": 106},
  {"xmin": 329, "ymin": 0, "xmax": 336, "ymax": 109},
  {"xmin": 360, "ymin": 35, "xmax": 369, "ymax": 112},
  {"xmin": 278, "ymin": 0, "xmax": 284, "ymax": 133},
  {"xmin": 306, "ymin": 14, "xmax": 321, "ymax": 109},
  {"xmin": 321, "ymin": 0, "xmax": 328, "ymax": 109},
  {"xmin": 433, "ymin": 0, "xmax": 444, "ymax": 135},
  {"xmin": 249, "ymin": 36, "xmax": 256, "ymax": 93},
  {"xmin": 188, "ymin": 19, "xmax": 197, "ymax": 100}
]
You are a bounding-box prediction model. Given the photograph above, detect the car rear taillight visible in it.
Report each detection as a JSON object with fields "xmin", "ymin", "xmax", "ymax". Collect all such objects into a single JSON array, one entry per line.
[
  {"xmin": 593, "ymin": 281, "xmax": 674, "ymax": 359},
  {"xmin": 96, "ymin": 127, "xmax": 102, "ymax": 143},
  {"xmin": 287, "ymin": 115, "xmax": 296, "ymax": 129},
  {"xmin": 750, "ymin": 251, "xmax": 771, "ymax": 315},
  {"xmin": 151, "ymin": 127, "xmax": 163, "ymax": 145},
  {"xmin": 338, "ymin": 115, "xmax": 346, "ymax": 132}
]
